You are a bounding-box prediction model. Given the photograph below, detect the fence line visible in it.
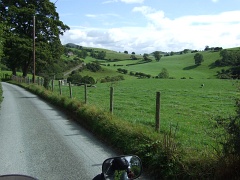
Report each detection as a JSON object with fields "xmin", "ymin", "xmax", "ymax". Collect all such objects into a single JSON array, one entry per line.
[{"xmin": 8, "ymin": 75, "xmax": 162, "ymax": 131}]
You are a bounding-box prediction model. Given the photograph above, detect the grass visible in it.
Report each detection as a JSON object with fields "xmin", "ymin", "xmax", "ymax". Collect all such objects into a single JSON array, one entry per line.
[{"xmin": 54, "ymin": 78, "xmax": 237, "ymax": 157}]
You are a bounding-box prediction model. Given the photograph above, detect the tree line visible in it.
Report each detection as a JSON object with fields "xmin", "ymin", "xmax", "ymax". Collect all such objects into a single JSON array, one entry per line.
[
  {"xmin": 215, "ymin": 49, "xmax": 240, "ymax": 79},
  {"xmin": 0, "ymin": 0, "xmax": 69, "ymax": 79}
]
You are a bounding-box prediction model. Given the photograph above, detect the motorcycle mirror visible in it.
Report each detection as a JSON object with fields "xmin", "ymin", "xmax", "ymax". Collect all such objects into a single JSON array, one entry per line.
[
  {"xmin": 0, "ymin": 174, "xmax": 37, "ymax": 180},
  {"xmin": 102, "ymin": 155, "xmax": 142, "ymax": 179}
]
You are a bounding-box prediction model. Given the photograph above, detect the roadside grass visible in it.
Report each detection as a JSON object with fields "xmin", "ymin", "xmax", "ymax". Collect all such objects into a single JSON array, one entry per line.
[{"xmin": 0, "ymin": 81, "xmax": 2, "ymax": 103}]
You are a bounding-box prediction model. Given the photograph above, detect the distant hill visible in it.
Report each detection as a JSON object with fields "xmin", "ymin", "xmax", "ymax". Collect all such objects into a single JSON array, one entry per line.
[
  {"xmin": 63, "ymin": 43, "xmax": 240, "ymax": 79},
  {"xmin": 65, "ymin": 43, "xmax": 79, "ymax": 48}
]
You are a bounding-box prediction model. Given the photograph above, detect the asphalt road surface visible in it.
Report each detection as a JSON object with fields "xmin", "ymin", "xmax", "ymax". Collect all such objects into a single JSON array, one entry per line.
[{"xmin": 0, "ymin": 82, "xmax": 117, "ymax": 180}]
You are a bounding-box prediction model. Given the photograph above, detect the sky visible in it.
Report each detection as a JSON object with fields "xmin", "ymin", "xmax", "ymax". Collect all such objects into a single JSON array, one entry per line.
[{"xmin": 51, "ymin": 0, "xmax": 240, "ymax": 54}]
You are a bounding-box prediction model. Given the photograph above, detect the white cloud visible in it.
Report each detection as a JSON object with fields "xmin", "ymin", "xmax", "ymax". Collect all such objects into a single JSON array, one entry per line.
[
  {"xmin": 60, "ymin": 8, "xmax": 240, "ymax": 54},
  {"xmin": 102, "ymin": 0, "xmax": 144, "ymax": 4},
  {"xmin": 102, "ymin": 0, "xmax": 118, "ymax": 4},
  {"xmin": 120, "ymin": 0, "xmax": 144, "ymax": 3},
  {"xmin": 212, "ymin": 0, "xmax": 219, "ymax": 2}
]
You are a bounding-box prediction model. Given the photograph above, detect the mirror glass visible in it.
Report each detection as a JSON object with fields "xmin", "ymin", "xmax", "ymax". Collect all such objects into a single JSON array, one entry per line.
[{"xmin": 102, "ymin": 155, "xmax": 142, "ymax": 180}]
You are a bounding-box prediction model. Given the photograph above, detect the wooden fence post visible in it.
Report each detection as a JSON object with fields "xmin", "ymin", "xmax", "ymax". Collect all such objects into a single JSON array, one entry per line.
[
  {"xmin": 51, "ymin": 80, "xmax": 54, "ymax": 92},
  {"xmin": 69, "ymin": 82, "xmax": 72, "ymax": 98},
  {"xmin": 84, "ymin": 84, "xmax": 87, "ymax": 104},
  {"xmin": 59, "ymin": 80, "xmax": 62, "ymax": 95},
  {"xmin": 41, "ymin": 78, "xmax": 44, "ymax": 86},
  {"xmin": 110, "ymin": 87, "xmax": 114, "ymax": 114},
  {"xmin": 155, "ymin": 91, "xmax": 161, "ymax": 132}
]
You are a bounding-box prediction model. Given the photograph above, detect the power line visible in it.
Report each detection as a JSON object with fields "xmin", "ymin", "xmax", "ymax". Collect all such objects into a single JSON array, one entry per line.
[{"xmin": 54, "ymin": 0, "xmax": 59, "ymax": 4}]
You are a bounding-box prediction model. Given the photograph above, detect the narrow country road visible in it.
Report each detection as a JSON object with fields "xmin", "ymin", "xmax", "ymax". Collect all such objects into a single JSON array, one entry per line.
[{"xmin": 0, "ymin": 82, "xmax": 117, "ymax": 180}]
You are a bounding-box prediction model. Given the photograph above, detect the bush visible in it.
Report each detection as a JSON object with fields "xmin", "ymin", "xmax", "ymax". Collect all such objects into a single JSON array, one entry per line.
[
  {"xmin": 67, "ymin": 73, "xmax": 95, "ymax": 85},
  {"xmin": 67, "ymin": 73, "xmax": 82, "ymax": 84},
  {"xmin": 86, "ymin": 62, "xmax": 101, "ymax": 72},
  {"xmin": 82, "ymin": 75, "xmax": 95, "ymax": 84},
  {"xmin": 100, "ymin": 75, "xmax": 124, "ymax": 83},
  {"xmin": 158, "ymin": 68, "xmax": 169, "ymax": 79},
  {"xmin": 214, "ymin": 87, "xmax": 240, "ymax": 178}
]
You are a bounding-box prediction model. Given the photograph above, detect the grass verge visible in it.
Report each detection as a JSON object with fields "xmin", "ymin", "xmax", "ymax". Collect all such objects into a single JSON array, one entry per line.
[{"xmin": 0, "ymin": 82, "xmax": 2, "ymax": 103}]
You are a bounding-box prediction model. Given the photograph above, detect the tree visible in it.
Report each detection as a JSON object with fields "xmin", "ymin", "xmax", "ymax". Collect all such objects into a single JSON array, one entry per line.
[
  {"xmin": 0, "ymin": 23, "xmax": 5, "ymax": 60},
  {"xmin": 130, "ymin": 54, "xmax": 137, "ymax": 60},
  {"xmin": 124, "ymin": 51, "xmax": 128, "ymax": 54},
  {"xmin": 82, "ymin": 75, "xmax": 95, "ymax": 85},
  {"xmin": 204, "ymin": 45, "xmax": 210, "ymax": 51},
  {"xmin": 194, "ymin": 53, "xmax": 204, "ymax": 65},
  {"xmin": 158, "ymin": 68, "xmax": 169, "ymax": 79},
  {"xmin": 97, "ymin": 51, "xmax": 106, "ymax": 59},
  {"xmin": 183, "ymin": 49, "xmax": 189, "ymax": 54},
  {"xmin": 1, "ymin": 0, "xmax": 70, "ymax": 77},
  {"xmin": 143, "ymin": 53, "xmax": 149, "ymax": 61},
  {"xmin": 153, "ymin": 51, "xmax": 162, "ymax": 62},
  {"xmin": 67, "ymin": 73, "xmax": 82, "ymax": 84}
]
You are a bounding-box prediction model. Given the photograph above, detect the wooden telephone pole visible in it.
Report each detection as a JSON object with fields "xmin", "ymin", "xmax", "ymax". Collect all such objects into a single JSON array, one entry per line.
[{"xmin": 33, "ymin": 15, "xmax": 36, "ymax": 83}]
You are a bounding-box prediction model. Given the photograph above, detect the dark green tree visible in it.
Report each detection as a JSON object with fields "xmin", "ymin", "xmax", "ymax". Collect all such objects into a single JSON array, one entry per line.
[
  {"xmin": 183, "ymin": 49, "xmax": 189, "ymax": 54},
  {"xmin": 130, "ymin": 54, "xmax": 137, "ymax": 60},
  {"xmin": 97, "ymin": 51, "xmax": 106, "ymax": 60},
  {"xmin": 204, "ymin": 45, "xmax": 210, "ymax": 51},
  {"xmin": 194, "ymin": 53, "xmax": 204, "ymax": 65},
  {"xmin": 67, "ymin": 73, "xmax": 82, "ymax": 84},
  {"xmin": 82, "ymin": 75, "xmax": 95, "ymax": 84},
  {"xmin": 0, "ymin": 23, "xmax": 5, "ymax": 60},
  {"xmin": 153, "ymin": 51, "xmax": 162, "ymax": 62},
  {"xmin": 158, "ymin": 68, "xmax": 169, "ymax": 79},
  {"xmin": 143, "ymin": 53, "xmax": 149, "ymax": 61},
  {"xmin": 1, "ymin": 0, "xmax": 70, "ymax": 77},
  {"xmin": 0, "ymin": 22, "xmax": 6, "ymax": 73}
]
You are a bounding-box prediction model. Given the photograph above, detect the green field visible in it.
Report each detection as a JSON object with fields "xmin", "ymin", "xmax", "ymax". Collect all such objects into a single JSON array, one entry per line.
[
  {"xmin": 51, "ymin": 49, "xmax": 239, "ymax": 154},
  {"xmin": 56, "ymin": 78, "xmax": 237, "ymax": 154}
]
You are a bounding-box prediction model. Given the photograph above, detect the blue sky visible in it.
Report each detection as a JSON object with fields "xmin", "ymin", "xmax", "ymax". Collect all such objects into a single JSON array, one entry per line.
[{"xmin": 51, "ymin": 0, "xmax": 240, "ymax": 54}]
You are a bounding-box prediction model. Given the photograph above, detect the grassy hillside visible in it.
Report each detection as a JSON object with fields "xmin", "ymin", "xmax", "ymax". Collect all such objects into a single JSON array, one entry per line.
[
  {"xmin": 101, "ymin": 51, "xmax": 223, "ymax": 79},
  {"xmin": 63, "ymin": 44, "xmax": 230, "ymax": 80}
]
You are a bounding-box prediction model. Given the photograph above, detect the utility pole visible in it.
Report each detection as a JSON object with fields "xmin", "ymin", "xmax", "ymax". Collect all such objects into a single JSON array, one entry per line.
[{"xmin": 33, "ymin": 15, "xmax": 36, "ymax": 83}]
